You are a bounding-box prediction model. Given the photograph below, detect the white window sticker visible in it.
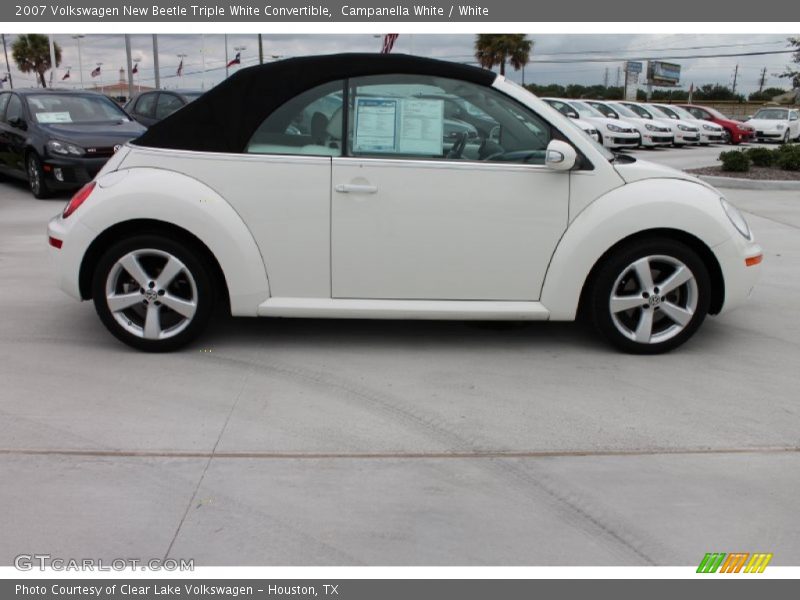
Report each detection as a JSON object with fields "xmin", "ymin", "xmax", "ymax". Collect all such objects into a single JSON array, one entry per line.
[
  {"xmin": 36, "ymin": 112, "xmax": 72, "ymax": 123},
  {"xmin": 353, "ymin": 98, "xmax": 397, "ymax": 153},
  {"xmin": 397, "ymin": 99, "xmax": 443, "ymax": 155}
]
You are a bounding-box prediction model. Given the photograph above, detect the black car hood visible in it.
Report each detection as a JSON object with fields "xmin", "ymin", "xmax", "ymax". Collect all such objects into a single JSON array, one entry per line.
[{"xmin": 40, "ymin": 120, "xmax": 146, "ymax": 146}]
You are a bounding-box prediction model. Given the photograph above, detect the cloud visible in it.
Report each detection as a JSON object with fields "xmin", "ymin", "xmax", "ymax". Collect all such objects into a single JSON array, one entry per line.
[{"xmin": 1, "ymin": 33, "xmax": 793, "ymax": 95}]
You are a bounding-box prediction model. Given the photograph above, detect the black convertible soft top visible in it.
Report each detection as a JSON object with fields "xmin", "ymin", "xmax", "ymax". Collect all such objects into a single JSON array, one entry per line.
[{"xmin": 132, "ymin": 53, "xmax": 496, "ymax": 154}]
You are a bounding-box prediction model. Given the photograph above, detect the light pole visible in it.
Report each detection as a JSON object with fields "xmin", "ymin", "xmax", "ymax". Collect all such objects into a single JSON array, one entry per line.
[
  {"xmin": 124, "ymin": 34, "xmax": 134, "ymax": 101},
  {"xmin": 2, "ymin": 34, "xmax": 13, "ymax": 89},
  {"xmin": 224, "ymin": 34, "xmax": 229, "ymax": 78},
  {"xmin": 72, "ymin": 34, "xmax": 84, "ymax": 89},
  {"xmin": 133, "ymin": 59, "xmax": 141, "ymax": 92},
  {"xmin": 96, "ymin": 62, "xmax": 104, "ymax": 93}
]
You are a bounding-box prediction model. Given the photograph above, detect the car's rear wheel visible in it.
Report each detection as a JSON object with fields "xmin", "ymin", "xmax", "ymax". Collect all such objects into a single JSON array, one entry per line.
[
  {"xmin": 92, "ymin": 235, "xmax": 214, "ymax": 352},
  {"xmin": 589, "ymin": 239, "xmax": 711, "ymax": 354},
  {"xmin": 27, "ymin": 152, "xmax": 51, "ymax": 199}
]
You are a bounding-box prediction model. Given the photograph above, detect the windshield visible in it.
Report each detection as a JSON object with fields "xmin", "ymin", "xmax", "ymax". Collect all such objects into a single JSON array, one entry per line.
[
  {"xmin": 753, "ymin": 108, "xmax": 789, "ymax": 120},
  {"xmin": 650, "ymin": 105, "xmax": 678, "ymax": 119},
  {"xmin": 607, "ymin": 102, "xmax": 640, "ymax": 119},
  {"xmin": 182, "ymin": 92, "xmax": 203, "ymax": 102},
  {"xmin": 586, "ymin": 101, "xmax": 617, "ymax": 118},
  {"xmin": 28, "ymin": 94, "xmax": 130, "ymax": 124},
  {"xmin": 621, "ymin": 103, "xmax": 655, "ymax": 119},
  {"xmin": 665, "ymin": 105, "xmax": 697, "ymax": 121},
  {"xmin": 569, "ymin": 100, "xmax": 605, "ymax": 118}
]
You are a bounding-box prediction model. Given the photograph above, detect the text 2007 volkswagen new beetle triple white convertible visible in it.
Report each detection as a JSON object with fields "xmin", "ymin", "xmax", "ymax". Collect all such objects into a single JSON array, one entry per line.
[{"xmin": 47, "ymin": 54, "xmax": 763, "ymax": 354}]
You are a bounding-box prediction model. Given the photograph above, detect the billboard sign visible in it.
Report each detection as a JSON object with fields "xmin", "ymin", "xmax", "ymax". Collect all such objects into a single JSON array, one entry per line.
[{"xmin": 647, "ymin": 61, "xmax": 681, "ymax": 85}]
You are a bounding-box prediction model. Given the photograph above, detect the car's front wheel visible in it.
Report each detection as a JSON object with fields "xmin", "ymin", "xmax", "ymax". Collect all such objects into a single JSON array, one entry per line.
[
  {"xmin": 27, "ymin": 152, "xmax": 51, "ymax": 199},
  {"xmin": 92, "ymin": 235, "xmax": 214, "ymax": 352},
  {"xmin": 782, "ymin": 130, "xmax": 790, "ymax": 145},
  {"xmin": 589, "ymin": 239, "xmax": 711, "ymax": 354}
]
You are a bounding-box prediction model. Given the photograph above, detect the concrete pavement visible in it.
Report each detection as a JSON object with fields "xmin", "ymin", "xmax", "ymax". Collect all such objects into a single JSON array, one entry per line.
[{"xmin": 0, "ymin": 172, "xmax": 798, "ymax": 566}]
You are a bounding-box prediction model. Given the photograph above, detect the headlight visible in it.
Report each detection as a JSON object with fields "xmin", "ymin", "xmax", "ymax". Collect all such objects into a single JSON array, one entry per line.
[
  {"xmin": 776, "ymin": 124, "xmax": 785, "ymax": 130},
  {"xmin": 702, "ymin": 124, "xmax": 718, "ymax": 131},
  {"xmin": 720, "ymin": 198, "xmax": 752, "ymax": 240},
  {"xmin": 606, "ymin": 124, "xmax": 624, "ymax": 132},
  {"xmin": 47, "ymin": 140, "xmax": 85, "ymax": 156},
  {"xmin": 677, "ymin": 124, "xmax": 696, "ymax": 132},
  {"xmin": 645, "ymin": 124, "xmax": 659, "ymax": 131}
]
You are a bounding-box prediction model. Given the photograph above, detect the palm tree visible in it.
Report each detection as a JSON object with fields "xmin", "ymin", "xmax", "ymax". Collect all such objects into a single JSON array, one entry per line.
[
  {"xmin": 12, "ymin": 34, "xmax": 61, "ymax": 88},
  {"xmin": 474, "ymin": 34, "xmax": 533, "ymax": 77}
]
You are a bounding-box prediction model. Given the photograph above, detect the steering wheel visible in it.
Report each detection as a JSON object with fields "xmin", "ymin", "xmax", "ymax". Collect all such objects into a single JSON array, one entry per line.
[{"xmin": 446, "ymin": 132, "xmax": 468, "ymax": 159}]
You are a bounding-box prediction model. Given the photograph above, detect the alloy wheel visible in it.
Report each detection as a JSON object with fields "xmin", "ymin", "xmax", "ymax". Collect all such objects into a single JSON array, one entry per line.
[
  {"xmin": 105, "ymin": 249, "xmax": 198, "ymax": 341},
  {"xmin": 608, "ymin": 255, "xmax": 698, "ymax": 345},
  {"xmin": 27, "ymin": 155, "xmax": 41, "ymax": 196}
]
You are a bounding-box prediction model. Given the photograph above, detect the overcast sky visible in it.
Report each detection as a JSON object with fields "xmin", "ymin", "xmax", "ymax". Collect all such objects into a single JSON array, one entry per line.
[{"xmin": 2, "ymin": 33, "xmax": 796, "ymax": 94}]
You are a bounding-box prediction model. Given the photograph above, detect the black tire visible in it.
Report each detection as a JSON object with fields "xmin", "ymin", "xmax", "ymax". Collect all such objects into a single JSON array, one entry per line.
[
  {"xmin": 722, "ymin": 129, "xmax": 732, "ymax": 145},
  {"xmin": 588, "ymin": 238, "xmax": 711, "ymax": 354},
  {"xmin": 27, "ymin": 152, "xmax": 51, "ymax": 199},
  {"xmin": 781, "ymin": 130, "xmax": 790, "ymax": 145},
  {"xmin": 91, "ymin": 234, "xmax": 215, "ymax": 352}
]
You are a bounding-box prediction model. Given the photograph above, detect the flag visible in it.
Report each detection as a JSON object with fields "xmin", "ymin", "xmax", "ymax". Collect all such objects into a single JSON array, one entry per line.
[
  {"xmin": 61, "ymin": 70, "xmax": 70, "ymax": 80},
  {"xmin": 91, "ymin": 66, "xmax": 101, "ymax": 77},
  {"xmin": 688, "ymin": 82, "xmax": 694, "ymax": 103},
  {"xmin": 132, "ymin": 63, "xmax": 138, "ymax": 75},
  {"xmin": 381, "ymin": 34, "xmax": 399, "ymax": 54},
  {"xmin": 176, "ymin": 58, "xmax": 183, "ymax": 77},
  {"xmin": 1, "ymin": 74, "xmax": 7, "ymax": 83},
  {"xmin": 226, "ymin": 52, "xmax": 241, "ymax": 68}
]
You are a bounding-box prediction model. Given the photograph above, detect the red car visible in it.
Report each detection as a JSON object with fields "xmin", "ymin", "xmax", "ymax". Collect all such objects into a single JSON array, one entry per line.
[{"xmin": 678, "ymin": 104, "xmax": 755, "ymax": 145}]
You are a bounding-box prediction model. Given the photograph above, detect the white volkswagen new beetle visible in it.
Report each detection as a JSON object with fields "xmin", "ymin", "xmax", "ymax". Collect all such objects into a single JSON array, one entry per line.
[{"xmin": 47, "ymin": 54, "xmax": 763, "ymax": 353}]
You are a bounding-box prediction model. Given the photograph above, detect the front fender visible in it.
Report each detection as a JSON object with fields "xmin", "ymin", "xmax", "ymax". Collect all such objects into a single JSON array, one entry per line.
[
  {"xmin": 78, "ymin": 167, "xmax": 270, "ymax": 316},
  {"xmin": 541, "ymin": 178, "xmax": 733, "ymax": 320}
]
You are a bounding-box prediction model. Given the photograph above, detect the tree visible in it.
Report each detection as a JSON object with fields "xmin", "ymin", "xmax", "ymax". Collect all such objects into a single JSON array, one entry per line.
[
  {"xmin": 11, "ymin": 34, "xmax": 61, "ymax": 88},
  {"xmin": 748, "ymin": 87, "xmax": 789, "ymax": 101},
  {"xmin": 474, "ymin": 34, "xmax": 532, "ymax": 77},
  {"xmin": 778, "ymin": 37, "xmax": 800, "ymax": 89}
]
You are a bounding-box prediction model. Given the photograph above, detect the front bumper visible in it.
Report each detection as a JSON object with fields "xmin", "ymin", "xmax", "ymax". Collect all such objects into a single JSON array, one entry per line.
[
  {"xmin": 700, "ymin": 131, "xmax": 724, "ymax": 143},
  {"xmin": 674, "ymin": 131, "xmax": 701, "ymax": 144},
  {"xmin": 41, "ymin": 155, "xmax": 109, "ymax": 190},
  {"xmin": 713, "ymin": 234, "xmax": 763, "ymax": 315},
  {"xmin": 604, "ymin": 133, "xmax": 640, "ymax": 148},
  {"xmin": 755, "ymin": 130, "xmax": 785, "ymax": 140}
]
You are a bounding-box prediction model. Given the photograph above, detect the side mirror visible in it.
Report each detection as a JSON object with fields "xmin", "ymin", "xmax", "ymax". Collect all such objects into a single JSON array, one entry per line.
[
  {"xmin": 568, "ymin": 111, "xmax": 579, "ymax": 119},
  {"xmin": 8, "ymin": 117, "xmax": 27, "ymax": 130},
  {"xmin": 545, "ymin": 140, "xmax": 577, "ymax": 172}
]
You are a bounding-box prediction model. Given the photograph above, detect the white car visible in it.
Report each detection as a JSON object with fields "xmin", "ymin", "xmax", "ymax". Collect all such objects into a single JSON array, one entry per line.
[
  {"xmin": 619, "ymin": 101, "xmax": 701, "ymax": 146},
  {"xmin": 542, "ymin": 98, "xmax": 640, "ymax": 149},
  {"xmin": 47, "ymin": 54, "xmax": 763, "ymax": 354},
  {"xmin": 648, "ymin": 103, "xmax": 725, "ymax": 145},
  {"xmin": 586, "ymin": 100, "xmax": 673, "ymax": 148},
  {"xmin": 747, "ymin": 107, "xmax": 800, "ymax": 144},
  {"xmin": 646, "ymin": 103, "xmax": 708, "ymax": 146}
]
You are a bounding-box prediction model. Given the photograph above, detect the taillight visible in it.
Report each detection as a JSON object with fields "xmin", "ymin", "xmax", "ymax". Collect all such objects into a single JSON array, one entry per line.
[{"xmin": 63, "ymin": 181, "xmax": 96, "ymax": 219}]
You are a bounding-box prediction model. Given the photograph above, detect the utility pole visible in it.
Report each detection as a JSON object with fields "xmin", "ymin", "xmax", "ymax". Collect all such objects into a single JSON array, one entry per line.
[
  {"xmin": 72, "ymin": 35, "xmax": 84, "ymax": 89},
  {"xmin": 603, "ymin": 67, "xmax": 609, "ymax": 88},
  {"xmin": 48, "ymin": 34, "xmax": 57, "ymax": 87},
  {"xmin": 124, "ymin": 34, "xmax": 134, "ymax": 101},
  {"xmin": 757, "ymin": 66, "xmax": 767, "ymax": 93},
  {"xmin": 615, "ymin": 66, "xmax": 621, "ymax": 88},
  {"xmin": 731, "ymin": 64, "xmax": 739, "ymax": 95},
  {"xmin": 224, "ymin": 34, "xmax": 229, "ymax": 78},
  {"xmin": 258, "ymin": 33, "xmax": 264, "ymax": 65},
  {"xmin": 152, "ymin": 34, "xmax": 160, "ymax": 89},
  {"xmin": 1, "ymin": 34, "xmax": 12, "ymax": 89}
]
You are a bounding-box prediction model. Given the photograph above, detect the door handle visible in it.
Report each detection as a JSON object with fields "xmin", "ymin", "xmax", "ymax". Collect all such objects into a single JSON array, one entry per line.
[{"xmin": 335, "ymin": 183, "xmax": 378, "ymax": 194}]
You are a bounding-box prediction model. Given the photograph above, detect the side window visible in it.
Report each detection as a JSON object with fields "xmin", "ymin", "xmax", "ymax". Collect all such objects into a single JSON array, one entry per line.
[
  {"xmin": 155, "ymin": 93, "xmax": 183, "ymax": 120},
  {"xmin": 624, "ymin": 103, "xmax": 651, "ymax": 119},
  {"xmin": 0, "ymin": 93, "xmax": 9, "ymax": 120},
  {"xmin": 5, "ymin": 94, "xmax": 23, "ymax": 123},
  {"xmin": 247, "ymin": 79, "xmax": 344, "ymax": 156},
  {"xmin": 688, "ymin": 107, "xmax": 708, "ymax": 120},
  {"xmin": 134, "ymin": 93, "xmax": 156, "ymax": 118},
  {"xmin": 347, "ymin": 74, "xmax": 552, "ymax": 164}
]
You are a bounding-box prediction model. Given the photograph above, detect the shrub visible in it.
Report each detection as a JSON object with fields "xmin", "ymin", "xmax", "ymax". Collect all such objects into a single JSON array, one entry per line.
[
  {"xmin": 719, "ymin": 150, "xmax": 750, "ymax": 172},
  {"xmin": 776, "ymin": 145, "xmax": 800, "ymax": 171},
  {"xmin": 745, "ymin": 147, "xmax": 777, "ymax": 168}
]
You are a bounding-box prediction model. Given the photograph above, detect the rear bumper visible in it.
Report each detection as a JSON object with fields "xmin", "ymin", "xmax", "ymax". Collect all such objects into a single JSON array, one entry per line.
[{"xmin": 47, "ymin": 214, "xmax": 96, "ymax": 301}]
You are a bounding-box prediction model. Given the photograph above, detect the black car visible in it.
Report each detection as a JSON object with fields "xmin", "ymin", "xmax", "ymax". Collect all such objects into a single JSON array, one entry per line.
[
  {"xmin": 0, "ymin": 89, "xmax": 146, "ymax": 198},
  {"xmin": 124, "ymin": 89, "xmax": 203, "ymax": 127}
]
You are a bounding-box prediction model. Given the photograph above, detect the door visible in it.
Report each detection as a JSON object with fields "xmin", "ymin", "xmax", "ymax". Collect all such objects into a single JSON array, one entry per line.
[
  {"xmin": 2, "ymin": 94, "xmax": 27, "ymax": 174},
  {"xmin": 331, "ymin": 74, "xmax": 570, "ymax": 301}
]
